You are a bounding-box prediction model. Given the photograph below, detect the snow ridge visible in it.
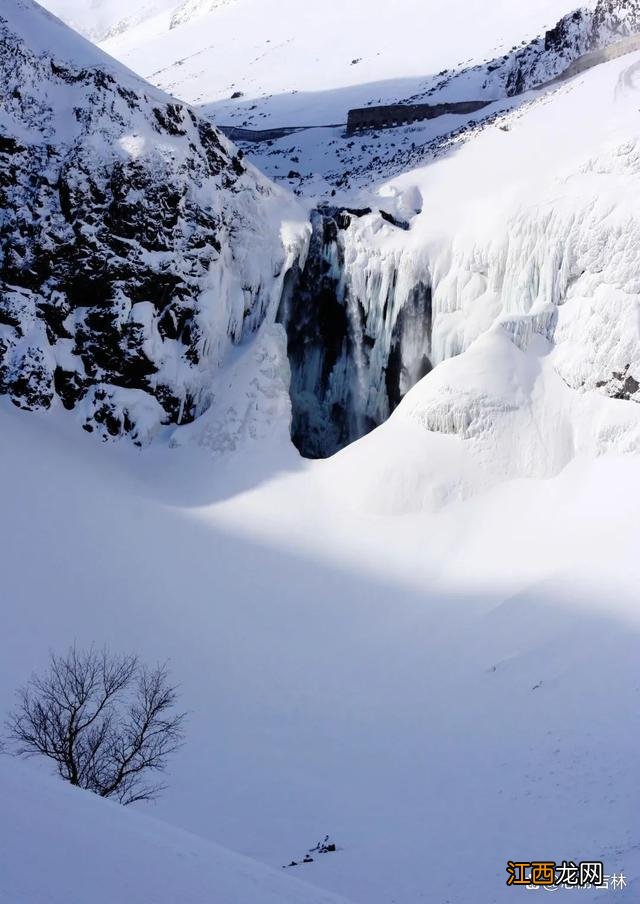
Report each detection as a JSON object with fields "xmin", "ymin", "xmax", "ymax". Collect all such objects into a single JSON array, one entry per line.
[{"xmin": 170, "ymin": 0, "xmax": 235, "ymax": 30}]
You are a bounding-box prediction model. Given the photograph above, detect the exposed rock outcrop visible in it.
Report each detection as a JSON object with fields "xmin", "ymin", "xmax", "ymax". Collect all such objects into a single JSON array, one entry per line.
[{"xmin": 0, "ymin": 0, "xmax": 302, "ymax": 443}]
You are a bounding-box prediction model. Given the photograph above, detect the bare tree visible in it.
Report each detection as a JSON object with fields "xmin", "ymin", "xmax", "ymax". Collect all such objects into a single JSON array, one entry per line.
[{"xmin": 6, "ymin": 646, "xmax": 186, "ymax": 804}]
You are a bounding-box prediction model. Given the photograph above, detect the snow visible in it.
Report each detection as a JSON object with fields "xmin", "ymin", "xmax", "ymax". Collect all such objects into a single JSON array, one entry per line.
[
  {"xmin": 0, "ymin": 379, "xmax": 639, "ymax": 904},
  {"xmin": 273, "ymin": 47, "xmax": 640, "ymax": 455},
  {"xmin": 13, "ymin": 0, "xmax": 150, "ymax": 74},
  {"xmin": 36, "ymin": 0, "xmax": 640, "ymax": 202},
  {"xmin": 35, "ymin": 0, "xmax": 177, "ymax": 43},
  {"xmin": 2, "ymin": 2, "xmax": 640, "ymax": 903},
  {"xmin": 97, "ymin": 0, "xmax": 580, "ymax": 112},
  {"xmin": 322, "ymin": 329, "xmax": 640, "ymax": 514},
  {"xmin": 397, "ymin": 49, "xmax": 640, "ymax": 397},
  {"xmin": 4, "ymin": 40, "xmax": 640, "ymax": 868},
  {"xmin": 1, "ymin": 0, "xmax": 309, "ymax": 439},
  {"xmin": 37, "ymin": 0, "xmax": 604, "ymax": 199},
  {"xmin": 0, "ymin": 758, "xmax": 353, "ymax": 904}
]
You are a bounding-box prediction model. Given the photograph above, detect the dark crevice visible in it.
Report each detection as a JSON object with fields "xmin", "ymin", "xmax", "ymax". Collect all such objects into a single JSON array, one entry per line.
[{"xmin": 278, "ymin": 208, "xmax": 432, "ymax": 459}]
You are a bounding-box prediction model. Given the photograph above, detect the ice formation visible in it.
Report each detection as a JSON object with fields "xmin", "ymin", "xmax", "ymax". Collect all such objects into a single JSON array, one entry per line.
[{"xmin": 280, "ymin": 49, "xmax": 640, "ymax": 461}]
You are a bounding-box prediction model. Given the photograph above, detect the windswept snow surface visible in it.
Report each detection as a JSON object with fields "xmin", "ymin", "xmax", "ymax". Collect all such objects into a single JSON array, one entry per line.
[
  {"xmin": 0, "ymin": 759, "xmax": 354, "ymax": 904},
  {"xmin": 3, "ymin": 3, "xmax": 640, "ymax": 903},
  {"xmin": 0, "ymin": 387, "xmax": 639, "ymax": 904},
  {"xmin": 40, "ymin": 0, "xmax": 584, "ymax": 197},
  {"xmin": 5, "ymin": 214, "xmax": 640, "ymax": 899}
]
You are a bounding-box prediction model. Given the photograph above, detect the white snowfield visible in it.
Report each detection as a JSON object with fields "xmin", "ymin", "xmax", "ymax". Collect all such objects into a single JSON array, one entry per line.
[
  {"xmin": 1, "ymin": 2, "xmax": 639, "ymax": 904},
  {"xmin": 35, "ymin": 0, "xmax": 177, "ymax": 42},
  {"xmin": 0, "ymin": 381, "xmax": 639, "ymax": 904},
  {"xmin": 48, "ymin": 0, "xmax": 580, "ymax": 110},
  {"xmin": 0, "ymin": 758, "xmax": 354, "ymax": 904}
]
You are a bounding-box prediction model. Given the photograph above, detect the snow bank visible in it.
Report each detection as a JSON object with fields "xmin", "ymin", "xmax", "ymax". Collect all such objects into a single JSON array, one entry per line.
[
  {"xmin": 1, "ymin": 388, "xmax": 638, "ymax": 904},
  {"xmin": 0, "ymin": 758, "xmax": 352, "ymax": 904}
]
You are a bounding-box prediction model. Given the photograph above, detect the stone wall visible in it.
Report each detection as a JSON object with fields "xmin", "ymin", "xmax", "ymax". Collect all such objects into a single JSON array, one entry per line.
[{"xmin": 346, "ymin": 100, "xmax": 490, "ymax": 135}]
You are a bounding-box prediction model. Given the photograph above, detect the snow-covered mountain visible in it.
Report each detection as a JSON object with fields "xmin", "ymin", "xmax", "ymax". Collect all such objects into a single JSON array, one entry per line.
[
  {"xmin": 1, "ymin": 0, "xmax": 305, "ymax": 443},
  {"xmin": 13, "ymin": 0, "xmax": 640, "ymax": 466},
  {"xmin": 34, "ymin": 0, "xmax": 177, "ymax": 42},
  {"xmin": 8, "ymin": 0, "xmax": 640, "ymax": 464},
  {"xmin": 211, "ymin": 0, "xmax": 640, "ymax": 196},
  {"xmin": 169, "ymin": 0, "xmax": 236, "ymax": 30},
  {"xmin": 40, "ymin": 0, "xmax": 640, "ymax": 198},
  {"xmin": 72, "ymin": 0, "xmax": 584, "ymax": 101},
  {"xmin": 82, "ymin": 0, "xmax": 639, "ymax": 196},
  {"xmin": 2, "ymin": 2, "xmax": 640, "ymax": 904},
  {"xmin": 275, "ymin": 23, "xmax": 640, "ymax": 458},
  {"xmin": 37, "ymin": 0, "xmax": 236, "ymax": 41}
]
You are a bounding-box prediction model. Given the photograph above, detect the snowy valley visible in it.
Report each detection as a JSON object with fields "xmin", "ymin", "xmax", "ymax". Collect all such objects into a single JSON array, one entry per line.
[{"xmin": 1, "ymin": 0, "xmax": 640, "ymax": 902}]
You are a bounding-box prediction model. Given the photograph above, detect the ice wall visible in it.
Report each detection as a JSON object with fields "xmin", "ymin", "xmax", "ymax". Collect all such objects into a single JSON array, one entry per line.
[
  {"xmin": 281, "ymin": 135, "xmax": 640, "ymax": 459},
  {"xmin": 278, "ymin": 208, "xmax": 432, "ymax": 458}
]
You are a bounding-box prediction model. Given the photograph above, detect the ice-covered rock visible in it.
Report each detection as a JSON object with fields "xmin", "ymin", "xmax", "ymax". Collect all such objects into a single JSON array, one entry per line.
[
  {"xmin": 280, "ymin": 44, "xmax": 640, "ymax": 462},
  {"xmin": 0, "ymin": 0, "xmax": 305, "ymax": 444},
  {"xmin": 278, "ymin": 207, "xmax": 431, "ymax": 457}
]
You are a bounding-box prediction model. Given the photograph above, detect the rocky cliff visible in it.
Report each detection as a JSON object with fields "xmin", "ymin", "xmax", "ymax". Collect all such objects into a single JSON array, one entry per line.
[{"xmin": 0, "ymin": 0, "xmax": 303, "ymax": 443}]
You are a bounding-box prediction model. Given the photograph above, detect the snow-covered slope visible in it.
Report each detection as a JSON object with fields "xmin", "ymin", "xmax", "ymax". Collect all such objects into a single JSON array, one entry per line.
[
  {"xmin": 74, "ymin": 0, "xmax": 640, "ymax": 198},
  {"xmin": 0, "ymin": 0, "xmax": 305, "ymax": 443},
  {"xmin": 1, "ymin": 388, "xmax": 639, "ymax": 904},
  {"xmin": 34, "ymin": 0, "xmax": 177, "ymax": 42},
  {"xmin": 14, "ymin": 0, "xmax": 640, "ymax": 472},
  {"xmin": 216, "ymin": 0, "xmax": 640, "ymax": 196},
  {"xmin": 99, "ymin": 0, "xmax": 579, "ymax": 115},
  {"xmin": 0, "ymin": 758, "xmax": 353, "ymax": 904},
  {"xmin": 38, "ymin": 0, "xmax": 640, "ymax": 200}
]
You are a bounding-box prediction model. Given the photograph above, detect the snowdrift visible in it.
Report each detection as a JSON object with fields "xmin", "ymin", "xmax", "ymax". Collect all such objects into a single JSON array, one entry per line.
[
  {"xmin": 1, "ymin": 380, "xmax": 638, "ymax": 904},
  {"xmin": 0, "ymin": 758, "xmax": 352, "ymax": 904}
]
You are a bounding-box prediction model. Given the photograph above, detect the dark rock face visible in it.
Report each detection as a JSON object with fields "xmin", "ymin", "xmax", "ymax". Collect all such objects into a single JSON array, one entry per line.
[
  {"xmin": 408, "ymin": 1, "xmax": 640, "ymax": 103},
  {"xmin": 277, "ymin": 210, "xmax": 355, "ymax": 458},
  {"xmin": 504, "ymin": 0, "xmax": 640, "ymax": 95},
  {"xmin": 0, "ymin": 2, "xmax": 290, "ymax": 443},
  {"xmin": 278, "ymin": 208, "xmax": 432, "ymax": 459},
  {"xmin": 597, "ymin": 367, "xmax": 640, "ymax": 402}
]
